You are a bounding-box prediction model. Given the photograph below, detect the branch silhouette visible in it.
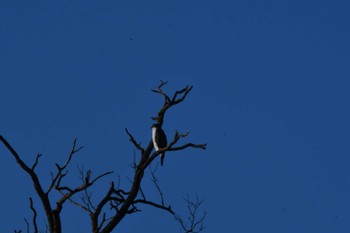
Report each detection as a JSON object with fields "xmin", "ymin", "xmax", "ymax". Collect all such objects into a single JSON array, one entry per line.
[{"xmin": 0, "ymin": 81, "xmax": 206, "ymax": 233}]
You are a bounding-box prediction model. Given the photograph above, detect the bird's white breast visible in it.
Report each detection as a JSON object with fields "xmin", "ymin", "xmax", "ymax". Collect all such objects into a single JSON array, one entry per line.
[{"xmin": 152, "ymin": 127, "xmax": 159, "ymax": 151}]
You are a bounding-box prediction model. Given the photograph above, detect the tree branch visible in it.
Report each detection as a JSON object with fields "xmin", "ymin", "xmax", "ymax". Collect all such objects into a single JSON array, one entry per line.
[
  {"xmin": 55, "ymin": 171, "xmax": 113, "ymax": 212},
  {"xmin": 175, "ymin": 194, "xmax": 206, "ymax": 233},
  {"xmin": 47, "ymin": 138, "xmax": 83, "ymax": 194},
  {"xmin": 29, "ymin": 198, "xmax": 38, "ymax": 233},
  {"xmin": 0, "ymin": 135, "xmax": 36, "ymax": 175},
  {"xmin": 87, "ymin": 181, "xmax": 130, "ymax": 233},
  {"xmin": 150, "ymin": 165, "xmax": 165, "ymax": 206},
  {"xmin": 172, "ymin": 85, "xmax": 193, "ymax": 104},
  {"xmin": 126, "ymin": 164, "xmax": 176, "ymax": 216},
  {"xmin": 24, "ymin": 218, "xmax": 29, "ymax": 233},
  {"xmin": 125, "ymin": 128, "xmax": 144, "ymax": 152},
  {"xmin": 133, "ymin": 199, "xmax": 174, "ymax": 215},
  {"xmin": 169, "ymin": 143, "xmax": 207, "ymax": 151},
  {"xmin": 0, "ymin": 136, "xmax": 54, "ymax": 232},
  {"xmin": 151, "ymin": 80, "xmax": 171, "ymax": 104},
  {"xmin": 32, "ymin": 154, "xmax": 43, "ymax": 171},
  {"xmin": 144, "ymin": 130, "xmax": 206, "ymax": 169},
  {"xmin": 77, "ymin": 166, "xmax": 96, "ymax": 212},
  {"xmin": 151, "ymin": 81, "xmax": 193, "ymax": 126}
]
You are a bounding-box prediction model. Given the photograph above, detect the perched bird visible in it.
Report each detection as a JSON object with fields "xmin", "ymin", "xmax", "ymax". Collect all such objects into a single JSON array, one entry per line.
[{"xmin": 151, "ymin": 123, "xmax": 168, "ymax": 166}]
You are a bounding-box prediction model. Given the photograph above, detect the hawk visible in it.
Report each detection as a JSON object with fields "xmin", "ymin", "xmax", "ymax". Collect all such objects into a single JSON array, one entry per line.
[{"xmin": 151, "ymin": 123, "xmax": 168, "ymax": 166}]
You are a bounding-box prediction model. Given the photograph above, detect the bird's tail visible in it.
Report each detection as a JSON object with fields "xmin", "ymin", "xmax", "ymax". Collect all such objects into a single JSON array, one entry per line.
[{"xmin": 160, "ymin": 153, "xmax": 165, "ymax": 166}]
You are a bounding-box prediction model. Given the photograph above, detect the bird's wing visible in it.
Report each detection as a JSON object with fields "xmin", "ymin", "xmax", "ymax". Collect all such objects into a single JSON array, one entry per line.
[{"xmin": 158, "ymin": 128, "xmax": 167, "ymax": 148}]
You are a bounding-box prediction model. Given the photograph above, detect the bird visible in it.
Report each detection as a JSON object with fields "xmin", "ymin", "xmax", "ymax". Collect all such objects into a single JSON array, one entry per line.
[{"xmin": 151, "ymin": 123, "xmax": 168, "ymax": 166}]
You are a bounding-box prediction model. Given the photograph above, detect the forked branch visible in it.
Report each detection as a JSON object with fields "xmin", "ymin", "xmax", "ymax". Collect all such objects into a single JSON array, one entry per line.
[
  {"xmin": 175, "ymin": 194, "xmax": 206, "ymax": 233},
  {"xmin": 151, "ymin": 80, "xmax": 193, "ymax": 126},
  {"xmin": 125, "ymin": 128, "xmax": 144, "ymax": 152},
  {"xmin": 0, "ymin": 136, "xmax": 111, "ymax": 233},
  {"xmin": 55, "ymin": 170, "xmax": 113, "ymax": 212},
  {"xmin": 0, "ymin": 135, "xmax": 53, "ymax": 232},
  {"xmin": 32, "ymin": 154, "xmax": 43, "ymax": 171},
  {"xmin": 47, "ymin": 138, "xmax": 83, "ymax": 194}
]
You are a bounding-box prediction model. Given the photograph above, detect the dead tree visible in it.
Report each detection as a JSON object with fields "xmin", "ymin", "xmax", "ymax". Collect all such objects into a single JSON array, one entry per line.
[{"xmin": 0, "ymin": 82, "xmax": 206, "ymax": 233}]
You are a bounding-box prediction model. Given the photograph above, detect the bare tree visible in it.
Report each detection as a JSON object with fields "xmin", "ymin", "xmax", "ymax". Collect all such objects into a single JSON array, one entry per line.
[{"xmin": 0, "ymin": 82, "xmax": 206, "ymax": 233}]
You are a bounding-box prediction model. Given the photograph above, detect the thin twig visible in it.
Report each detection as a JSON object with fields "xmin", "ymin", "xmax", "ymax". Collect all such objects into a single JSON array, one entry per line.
[
  {"xmin": 151, "ymin": 80, "xmax": 171, "ymax": 104},
  {"xmin": 29, "ymin": 198, "xmax": 38, "ymax": 233},
  {"xmin": 24, "ymin": 218, "xmax": 29, "ymax": 233},
  {"xmin": 169, "ymin": 143, "xmax": 207, "ymax": 151},
  {"xmin": 125, "ymin": 128, "xmax": 144, "ymax": 152},
  {"xmin": 55, "ymin": 171, "xmax": 113, "ymax": 211},
  {"xmin": 32, "ymin": 153, "xmax": 43, "ymax": 171},
  {"xmin": 150, "ymin": 165, "xmax": 165, "ymax": 206},
  {"xmin": 175, "ymin": 194, "xmax": 206, "ymax": 233},
  {"xmin": 133, "ymin": 199, "xmax": 174, "ymax": 215},
  {"xmin": 47, "ymin": 138, "xmax": 83, "ymax": 194},
  {"xmin": 78, "ymin": 165, "xmax": 96, "ymax": 211}
]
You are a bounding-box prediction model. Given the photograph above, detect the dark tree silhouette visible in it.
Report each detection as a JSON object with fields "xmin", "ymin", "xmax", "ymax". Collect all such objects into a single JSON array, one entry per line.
[{"xmin": 0, "ymin": 82, "xmax": 206, "ymax": 233}]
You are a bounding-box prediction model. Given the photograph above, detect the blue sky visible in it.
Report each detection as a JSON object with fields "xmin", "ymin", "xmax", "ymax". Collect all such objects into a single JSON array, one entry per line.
[{"xmin": 1, "ymin": 0, "xmax": 350, "ymax": 232}]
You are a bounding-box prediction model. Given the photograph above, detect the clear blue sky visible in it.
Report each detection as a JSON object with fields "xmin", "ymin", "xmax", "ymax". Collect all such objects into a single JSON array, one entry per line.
[{"xmin": 1, "ymin": 0, "xmax": 350, "ymax": 232}]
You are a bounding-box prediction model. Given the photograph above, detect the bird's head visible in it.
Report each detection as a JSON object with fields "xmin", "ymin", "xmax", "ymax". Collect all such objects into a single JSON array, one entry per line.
[{"xmin": 151, "ymin": 123, "xmax": 161, "ymax": 129}]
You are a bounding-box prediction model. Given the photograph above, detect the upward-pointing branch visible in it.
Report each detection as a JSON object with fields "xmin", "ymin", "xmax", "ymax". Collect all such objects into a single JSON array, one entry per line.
[
  {"xmin": 0, "ymin": 135, "xmax": 54, "ymax": 232},
  {"xmin": 151, "ymin": 81, "xmax": 193, "ymax": 126},
  {"xmin": 125, "ymin": 128, "xmax": 144, "ymax": 152},
  {"xmin": 29, "ymin": 197, "xmax": 38, "ymax": 233}
]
